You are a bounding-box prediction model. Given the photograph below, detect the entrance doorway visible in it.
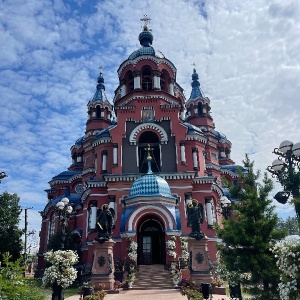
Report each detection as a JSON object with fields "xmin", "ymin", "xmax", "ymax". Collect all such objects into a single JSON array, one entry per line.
[{"xmin": 138, "ymin": 218, "xmax": 165, "ymax": 265}]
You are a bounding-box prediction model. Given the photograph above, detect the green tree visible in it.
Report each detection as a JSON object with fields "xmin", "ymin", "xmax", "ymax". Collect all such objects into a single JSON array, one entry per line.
[
  {"xmin": 216, "ymin": 155, "xmax": 285, "ymax": 300},
  {"xmin": 276, "ymin": 216, "xmax": 300, "ymax": 235},
  {"xmin": 0, "ymin": 192, "xmax": 23, "ymax": 262},
  {"xmin": 47, "ymin": 230, "xmax": 80, "ymax": 252}
]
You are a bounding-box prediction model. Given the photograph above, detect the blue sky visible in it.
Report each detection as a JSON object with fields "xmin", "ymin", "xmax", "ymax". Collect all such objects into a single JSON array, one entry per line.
[{"xmin": 1, "ymin": 0, "xmax": 299, "ymax": 252}]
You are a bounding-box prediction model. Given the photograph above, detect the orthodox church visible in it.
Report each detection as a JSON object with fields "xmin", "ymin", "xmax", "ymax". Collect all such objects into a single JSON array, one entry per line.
[{"xmin": 38, "ymin": 18, "xmax": 240, "ymax": 272}]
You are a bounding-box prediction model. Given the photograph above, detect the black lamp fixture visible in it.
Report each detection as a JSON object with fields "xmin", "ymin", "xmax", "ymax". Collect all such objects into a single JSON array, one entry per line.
[
  {"xmin": 267, "ymin": 140, "xmax": 300, "ymax": 222},
  {"xmin": 219, "ymin": 196, "xmax": 232, "ymax": 219},
  {"xmin": 55, "ymin": 197, "xmax": 73, "ymax": 250},
  {"xmin": 0, "ymin": 172, "xmax": 7, "ymax": 183}
]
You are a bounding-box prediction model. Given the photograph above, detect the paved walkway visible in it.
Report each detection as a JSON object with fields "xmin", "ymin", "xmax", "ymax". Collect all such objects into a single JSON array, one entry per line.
[{"xmin": 65, "ymin": 288, "xmax": 229, "ymax": 300}]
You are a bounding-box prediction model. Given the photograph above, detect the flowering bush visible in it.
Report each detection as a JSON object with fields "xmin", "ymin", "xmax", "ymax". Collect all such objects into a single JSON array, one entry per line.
[
  {"xmin": 169, "ymin": 262, "xmax": 181, "ymax": 283},
  {"xmin": 214, "ymin": 252, "xmax": 241, "ymax": 287},
  {"xmin": 127, "ymin": 237, "xmax": 138, "ymax": 262},
  {"xmin": 166, "ymin": 236, "xmax": 177, "ymax": 258},
  {"xmin": 211, "ymin": 277, "xmax": 223, "ymax": 287},
  {"xmin": 271, "ymin": 236, "xmax": 300, "ymax": 299},
  {"xmin": 42, "ymin": 250, "xmax": 78, "ymax": 289},
  {"xmin": 180, "ymin": 237, "xmax": 189, "ymax": 260}
]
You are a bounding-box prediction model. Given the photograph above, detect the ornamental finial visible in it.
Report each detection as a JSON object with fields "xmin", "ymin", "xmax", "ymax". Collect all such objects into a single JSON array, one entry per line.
[
  {"xmin": 145, "ymin": 144, "xmax": 152, "ymax": 161},
  {"xmin": 192, "ymin": 62, "xmax": 197, "ymax": 72},
  {"xmin": 145, "ymin": 144, "xmax": 153, "ymax": 174}
]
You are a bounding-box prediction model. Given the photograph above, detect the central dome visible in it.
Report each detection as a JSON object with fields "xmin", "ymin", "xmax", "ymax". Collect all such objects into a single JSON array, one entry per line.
[
  {"xmin": 128, "ymin": 173, "xmax": 173, "ymax": 198},
  {"xmin": 128, "ymin": 25, "xmax": 165, "ymax": 60}
]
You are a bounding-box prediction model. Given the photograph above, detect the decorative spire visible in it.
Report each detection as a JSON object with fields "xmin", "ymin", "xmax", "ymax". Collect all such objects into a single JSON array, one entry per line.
[
  {"xmin": 189, "ymin": 66, "xmax": 203, "ymax": 100},
  {"xmin": 145, "ymin": 144, "xmax": 153, "ymax": 174},
  {"xmin": 91, "ymin": 67, "xmax": 108, "ymax": 102},
  {"xmin": 139, "ymin": 14, "xmax": 153, "ymax": 47}
]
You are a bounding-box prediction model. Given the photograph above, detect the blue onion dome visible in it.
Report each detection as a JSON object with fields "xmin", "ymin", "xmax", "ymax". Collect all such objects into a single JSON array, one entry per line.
[
  {"xmin": 129, "ymin": 173, "xmax": 173, "ymax": 198},
  {"xmin": 128, "ymin": 145, "xmax": 173, "ymax": 199},
  {"xmin": 139, "ymin": 25, "xmax": 153, "ymax": 46}
]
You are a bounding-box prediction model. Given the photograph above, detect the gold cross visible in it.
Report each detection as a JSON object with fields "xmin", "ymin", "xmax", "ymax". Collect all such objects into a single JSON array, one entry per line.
[{"xmin": 140, "ymin": 14, "xmax": 151, "ymax": 26}]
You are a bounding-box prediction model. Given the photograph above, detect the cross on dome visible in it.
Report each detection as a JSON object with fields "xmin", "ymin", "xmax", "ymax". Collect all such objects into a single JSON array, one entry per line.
[{"xmin": 140, "ymin": 14, "xmax": 151, "ymax": 26}]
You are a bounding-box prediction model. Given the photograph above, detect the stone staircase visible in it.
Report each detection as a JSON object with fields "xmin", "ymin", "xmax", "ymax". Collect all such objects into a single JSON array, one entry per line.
[{"xmin": 132, "ymin": 264, "xmax": 174, "ymax": 290}]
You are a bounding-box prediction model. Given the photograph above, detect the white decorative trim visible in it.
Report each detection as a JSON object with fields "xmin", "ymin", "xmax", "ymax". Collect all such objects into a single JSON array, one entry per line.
[
  {"xmin": 117, "ymin": 56, "xmax": 176, "ymax": 76},
  {"xmin": 128, "ymin": 205, "xmax": 174, "ymax": 231},
  {"xmin": 206, "ymin": 163, "xmax": 221, "ymax": 171},
  {"xmin": 221, "ymin": 169, "xmax": 239, "ymax": 178},
  {"xmin": 81, "ymin": 189, "xmax": 91, "ymax": 202},
  {"xmin": 129, "ymin": 123, "xmax": 168, "ymax": 145},
  {"xmin": 82, "ymin": 168, "xmax": 95, "ymax": 175},
  {"xmin": 92, "ymin": 138, "xmax": 112, "ymax": 147},
  {"xmin": 193, "ymin": 177, "xmax": 215, "ymax": 184},
  {"xmin": 116, "ymin": 94, "xmax": 178, "ymax": 107},
  {"xmin": 211, "ymin": 184, "xmax": 223, "ymax": 197},
  {"xmin": 186, "ymin": 134, "xmax": 207, "ymax": 144}
]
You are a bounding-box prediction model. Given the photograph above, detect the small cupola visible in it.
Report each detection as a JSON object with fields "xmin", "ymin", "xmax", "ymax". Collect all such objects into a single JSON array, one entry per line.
[
  {"xmin": 91, "ymin": 68, "xmax": 108, "ymax": 103},
  {"xmin": 189, "ymin": 68, "xmax": 203, "ymax": 100}
]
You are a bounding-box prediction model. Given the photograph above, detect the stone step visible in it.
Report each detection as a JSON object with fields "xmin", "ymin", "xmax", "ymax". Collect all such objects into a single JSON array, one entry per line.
[{"xmin": 132, "ymin": 264, "xmax": 175, "ymax": 290}]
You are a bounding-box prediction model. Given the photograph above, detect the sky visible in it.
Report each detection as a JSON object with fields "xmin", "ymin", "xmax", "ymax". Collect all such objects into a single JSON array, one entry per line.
[{"xmin": 1, "ymin": 0, "xmax": 300, "ymax": 252}]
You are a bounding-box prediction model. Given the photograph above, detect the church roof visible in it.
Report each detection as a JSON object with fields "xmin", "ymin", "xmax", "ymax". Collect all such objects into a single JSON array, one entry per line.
[
  {"xmin": 183, "ymin": 122, "xmax": 204, "ymax": 135},
  {"xmin": 52, "ymin": 170, "xmax": 82, "ymax": 181}
]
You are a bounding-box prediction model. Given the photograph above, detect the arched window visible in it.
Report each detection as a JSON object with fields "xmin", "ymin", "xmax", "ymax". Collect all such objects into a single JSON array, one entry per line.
[
  {"xmin": 138, "ymin": 131, "xmax": 160, "ymax": 173},
  {"xmin": 198, "ymin": 102, "xmax": 203, "ymax": 115},
  {"xmin": 141, "ymin": 66, "xmax": 153, "ymax": 91},
  {"xmin": 96, "ymin": 106, "xmax": 101, "ymax": 118}
]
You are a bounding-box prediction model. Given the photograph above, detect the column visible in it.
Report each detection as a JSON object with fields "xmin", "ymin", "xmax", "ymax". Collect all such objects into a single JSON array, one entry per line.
[
  {"xmin": 102, "ymin": 150, "xmax": 107, "ymax": 173},
  {"xmin": 205, "ymin": 198, "xmax": 213, "ymax": 228},
  {"xmin": 192, "ymin": 148, "xmax": 199, "ymax": 170},
  {"xmin": 180, "ymin": 141, "xmax": 186, "ymax": 164},
  {"xmin": 113, "ymin": 143, "xmax": 118, "ymax": 166},
  {"xmin": 89, "ymin": 202, "xmax": 97, "ymax": 230},
  {"xmin": 153, "ymin": 70, "xmax": 161, "ymax": 89},
  {"xmin": 169, "ymin": 78, "xmax": 175, "ymax": 96},
  {"xmin": 133, "ymin": 71, "xmax": 141, "ymax": 89}
]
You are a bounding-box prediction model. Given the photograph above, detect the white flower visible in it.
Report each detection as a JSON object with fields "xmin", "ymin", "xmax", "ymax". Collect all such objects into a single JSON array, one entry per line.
[{"xmin": 42, "ymin": 250, "xmax": 78, "ymax": 289}]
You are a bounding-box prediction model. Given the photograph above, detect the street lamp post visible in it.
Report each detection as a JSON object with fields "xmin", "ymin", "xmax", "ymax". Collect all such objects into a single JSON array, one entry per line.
[
  {"xmin": 56, "ymin": 197, "xmax": 73, "ymax": 250},
  {"xmin": 267, "ymin": 140, "xmax": 300, "ymax": 224}
]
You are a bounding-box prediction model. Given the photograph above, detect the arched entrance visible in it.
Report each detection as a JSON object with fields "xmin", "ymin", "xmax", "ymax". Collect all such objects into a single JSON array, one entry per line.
[{"xmin": 137, "ymin": 217, "xmax": 165, "ymax": 265}]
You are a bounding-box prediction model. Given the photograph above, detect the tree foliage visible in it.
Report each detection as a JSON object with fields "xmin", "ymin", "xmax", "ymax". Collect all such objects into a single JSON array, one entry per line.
[
  {"xmin": 216, "ymin": 155, "xmax": 285, "ymax": 300},
  {"xmin": 47, "ymin": 230, "xmax": 81, "ymax": 252},
  {"xmin": 276, "ymin": 216, "xmax": 300, "ymax": 236},
  {"xmin": 0, "ymin": 252, "xmax": 47, "ymax": 300},
  {"xmin": 0, "ymin": 192, "xmax": 23, "ymax": 262}
]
